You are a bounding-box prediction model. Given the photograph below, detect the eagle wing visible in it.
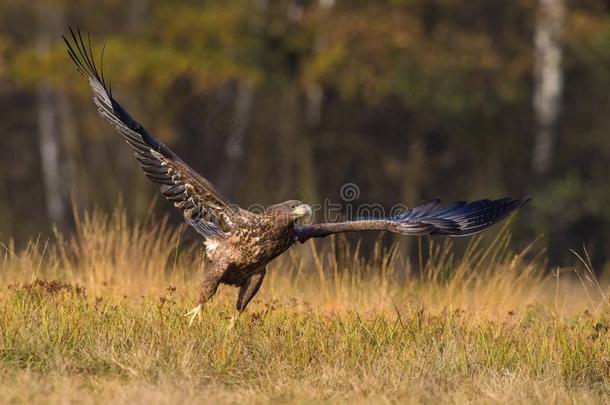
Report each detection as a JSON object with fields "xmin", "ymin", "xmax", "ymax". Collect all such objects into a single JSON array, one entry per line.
[
  {"xmin": 64, "ymin": 28, "xmax": 235, "ymax": 241},
  {"xmin": 295, "ymin": 197, "xmax": 530, "ymax": 242}
]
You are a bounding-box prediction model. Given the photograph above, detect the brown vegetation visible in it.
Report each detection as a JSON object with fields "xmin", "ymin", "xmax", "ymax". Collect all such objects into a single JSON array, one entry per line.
[{"xmin": 1, "ymin": 209, "xmax": 609, "ymax": 403}]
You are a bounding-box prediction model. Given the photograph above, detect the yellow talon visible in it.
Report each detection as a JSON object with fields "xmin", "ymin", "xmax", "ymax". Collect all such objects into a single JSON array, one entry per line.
[{"xmin": 184, "ymin": 304, "xmax": 202, "ymax": 326}]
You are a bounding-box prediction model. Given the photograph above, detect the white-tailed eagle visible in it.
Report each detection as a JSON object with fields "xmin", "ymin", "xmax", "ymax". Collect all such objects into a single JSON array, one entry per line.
[{"xmin": 64, "ymin": 28, "xmax": 529, "ymax": 323}]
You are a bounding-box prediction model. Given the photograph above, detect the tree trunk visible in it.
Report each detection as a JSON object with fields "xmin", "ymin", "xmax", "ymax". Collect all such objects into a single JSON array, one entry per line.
[
  {"xmin": 37, "ymin": 1, "xmax": 69, "ymax": 230},
  {"xmin": 532, "ymin": 0, "xmax": 565, "ymax": 175},
  {"xmin": 218, "ymin": 81, "xmax": 255, "ymax": 195},
  {"xmin": 218, "ymin": 0, "xmax": 268, "ymax": 196},
  {"xmin": 129, "ymin": 0, "xmax": 150, "ymax": 34}
]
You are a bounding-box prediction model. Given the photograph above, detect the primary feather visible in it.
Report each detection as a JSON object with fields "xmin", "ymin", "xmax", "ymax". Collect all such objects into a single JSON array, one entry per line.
[
  {"xmin": 294, "ymin": 197, "xmax": 530, "ymax": 242},
  {"xmin": 64, "ymin": 27, "xmax": 234, "ymax": 242}
]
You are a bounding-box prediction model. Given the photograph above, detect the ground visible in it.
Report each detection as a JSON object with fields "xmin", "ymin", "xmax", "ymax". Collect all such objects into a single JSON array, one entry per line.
[{"xmin": 0, "ymin": 209, "xmax": 609, "ymax": 404}]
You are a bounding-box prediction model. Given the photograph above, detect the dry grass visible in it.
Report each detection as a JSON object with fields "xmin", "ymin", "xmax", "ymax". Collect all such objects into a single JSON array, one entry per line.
[{"xmin": 1, "ymin": 207, "xmax": 609, "ymax": 404}]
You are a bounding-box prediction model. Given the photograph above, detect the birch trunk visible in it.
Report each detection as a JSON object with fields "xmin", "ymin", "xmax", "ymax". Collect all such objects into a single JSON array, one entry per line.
[
  {"xmin": 532, "ymin": 0, "xmax": 565, "ymax": 175},
  {"xmin": 37, "ymin": 1, "xmax": 68, "ymax": 229}
]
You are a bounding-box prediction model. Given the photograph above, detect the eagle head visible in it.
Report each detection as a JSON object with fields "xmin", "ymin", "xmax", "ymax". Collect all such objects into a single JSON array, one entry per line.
[{"xmin": 265, "ymin": 200, "xmax": 312, "ymax": 222}]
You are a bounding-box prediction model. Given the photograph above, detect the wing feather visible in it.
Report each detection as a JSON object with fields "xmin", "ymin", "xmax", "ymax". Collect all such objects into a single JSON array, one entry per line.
[
  {"xmin": 64, "ymin": 27, "xmax": 235, "ymax": 241},
  {"xmin": 295, "ymin": 197, "xmax": 530, "ymax": 242}
]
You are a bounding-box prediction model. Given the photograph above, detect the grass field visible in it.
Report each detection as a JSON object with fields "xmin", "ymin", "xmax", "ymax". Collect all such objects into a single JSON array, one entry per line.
[{"xmin": 1, "ymin": 208, "xmax": 609, "ymax": 404}]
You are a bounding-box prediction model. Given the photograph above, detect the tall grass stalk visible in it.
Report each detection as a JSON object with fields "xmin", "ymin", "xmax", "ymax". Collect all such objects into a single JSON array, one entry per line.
[{"xmin": 1, "ymin": 208, "xmax": 608, "ymax": 403}]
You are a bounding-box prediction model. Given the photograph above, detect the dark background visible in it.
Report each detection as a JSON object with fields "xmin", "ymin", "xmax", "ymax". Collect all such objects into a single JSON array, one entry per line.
[{"xmin": 0, "ymin": 0, "xmax": 608, "ymax": 268}]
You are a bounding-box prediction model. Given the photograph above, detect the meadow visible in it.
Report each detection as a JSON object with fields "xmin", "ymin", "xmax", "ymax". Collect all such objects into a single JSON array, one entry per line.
[{"xmin": 1, "ymin": 208, "xmax": 609, "ymax": 404}]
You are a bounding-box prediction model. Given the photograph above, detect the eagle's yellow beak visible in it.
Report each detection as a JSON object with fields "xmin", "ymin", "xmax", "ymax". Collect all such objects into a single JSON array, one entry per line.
[{"xmin": 293, "ymin": 204, "xmax": 312, "ymax": 220}]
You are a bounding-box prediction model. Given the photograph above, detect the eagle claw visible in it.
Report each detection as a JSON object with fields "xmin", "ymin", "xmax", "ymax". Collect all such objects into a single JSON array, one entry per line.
[{"xmin": 184, "ymin": 304, "xmax": 203, "ymax": 326}]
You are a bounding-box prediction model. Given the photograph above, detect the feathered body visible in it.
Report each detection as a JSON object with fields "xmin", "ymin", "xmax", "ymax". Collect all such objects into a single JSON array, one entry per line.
[
  {"xmin": 206, "ymin": 209, "xmax": 296, "ymax": 286},
  {"xmin": 64, "ymin": 28, "xmax": 530, "ymax": 319}
]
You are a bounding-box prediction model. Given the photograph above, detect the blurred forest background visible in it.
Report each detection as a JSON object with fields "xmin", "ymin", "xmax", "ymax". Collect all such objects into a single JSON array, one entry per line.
[{"xmin": 0, "ymin": 0, "xmax": 608, "ymax": 268}]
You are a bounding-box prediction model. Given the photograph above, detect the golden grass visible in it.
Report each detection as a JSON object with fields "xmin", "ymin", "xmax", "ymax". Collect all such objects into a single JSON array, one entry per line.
[{"xmin": 1, "ymin": 207, "xmax": 609, "ymax": 404}]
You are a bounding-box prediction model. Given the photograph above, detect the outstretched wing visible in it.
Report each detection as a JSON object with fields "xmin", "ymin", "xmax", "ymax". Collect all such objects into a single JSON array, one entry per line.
[
  {"xmin": 64, "ymin": 27, "xmax": 236, "ymax": 241},
  {"xmin": 295, "ymin": 197, "xmax": 530, "ymax": 242}
]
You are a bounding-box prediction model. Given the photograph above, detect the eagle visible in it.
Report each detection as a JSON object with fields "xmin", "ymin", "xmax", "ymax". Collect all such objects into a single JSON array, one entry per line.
[{"xmin": 64, "ymin": 28, "xmax": 529, "ymax": 324}]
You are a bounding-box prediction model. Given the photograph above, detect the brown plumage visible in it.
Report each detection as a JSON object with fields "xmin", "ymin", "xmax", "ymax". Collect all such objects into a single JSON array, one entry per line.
[{"xmin": 64, "ymin": 28, "xmax": 530, "ymax": 323}]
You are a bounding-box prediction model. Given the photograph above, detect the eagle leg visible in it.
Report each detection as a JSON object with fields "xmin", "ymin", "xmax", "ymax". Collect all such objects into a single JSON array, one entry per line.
[
  {"xmin": 184, "ymin": 304, "xmax": 203, "ymax": 326},
  {"xmin": 227, "ymin": 268, "xmax": 267, "ymax": 330},
  {"xmin": 184, "ymin": 264, "xmax": 224, "ymax": 326},
  {"xmin": 236, "ymin": 268, "xmax": 266, "ymax": 313}
]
